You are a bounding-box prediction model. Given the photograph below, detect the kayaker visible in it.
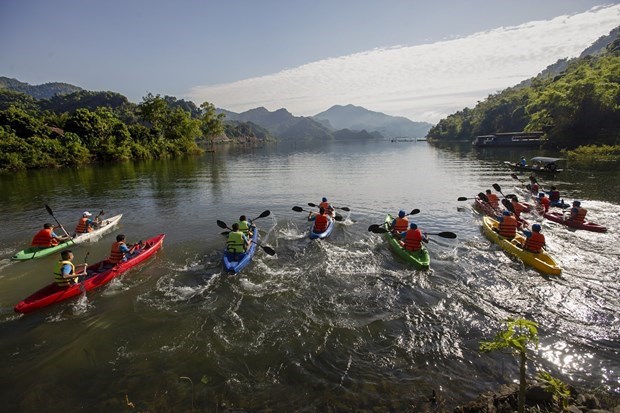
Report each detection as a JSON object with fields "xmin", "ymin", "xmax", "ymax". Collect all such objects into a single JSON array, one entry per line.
[
  {"xmin": 495, "ymin": 210, "xmax": 517, "ymax": 239},
  {"xmin": 227, "ymin": 223, "xmax": 250, "ymax": 253},
  {"xmin": 568, "ymin": 201, "xmax": 587, "ymax": 223},
  {"xmin": 548, "ymin": 186, "xmax": 561, "ymax": 203},
  {"xmin": 529, "ymin": 177, "xmax": 540, "ymax": 195},
  {"xmin": 521, "ymin": 224, "xmax": 546, "ymax": 254},
  {"xmin": 536, "ymin": 192, "xmax": 550, "ymax": 213},
  {"xmin": 520, "ymin": 157, "xmax": 527, "ymax": 167},
  {"xmin": 510, "ymin": 196, "xmax": 525, "ymax": 220},
  {"xmin": 75, "ymin": 211, "xmax": 99, "ymax": 234},
  {"xmin": 485, "ymin": 189, "xmax": 499, "ymax": 208},
  {"xmin": 31, "ymin": 223, "xmax": 67, "ymax": 248},
  {"xmin": 54, "ymin": 250, "xmax": 87, "ymax": 287},
  {"xmin": 237, "ymin": 215, "xmax": 255, "ymax": 237},
  {"xmin": 390, "ymin": 210, "xmax": 409, "ymax": 234},
  {"xmin": 399, "ymin": 222, "xmax": 428, "ymax": 252},
  {"xmin": 109, "ymin": 234, "xmax": 141, "ymax": 264},
  {"xmin": 318, "ymin": 197, "xmax": 335, "ymax": 215},
  {"xmin": 308, "ymin": 207, "xmax": 331, "ymax": 233}
]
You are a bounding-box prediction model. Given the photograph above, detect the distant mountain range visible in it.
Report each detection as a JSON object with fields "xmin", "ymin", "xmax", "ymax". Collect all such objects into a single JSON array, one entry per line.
[
  {"xmin": 0, "ymin": 76, "xmax": 83, "ymax": 99},
  {"xmin": 217, "ymin": 104, "xmax": 431, "ymax": 141}
]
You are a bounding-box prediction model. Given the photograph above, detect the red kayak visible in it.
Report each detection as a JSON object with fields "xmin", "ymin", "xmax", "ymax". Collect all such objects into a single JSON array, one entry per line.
[
  {"xmin": 543, "ymin": 212, "xmax": 607, "ymax": 233},
  {"xmin": 14, "ymin": 234, "xmax": 165, "ymax": 314}
]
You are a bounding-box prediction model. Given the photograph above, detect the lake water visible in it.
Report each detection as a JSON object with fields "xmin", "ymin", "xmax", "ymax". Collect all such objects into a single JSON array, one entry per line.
[{"xmin": 0, "ymin": 141, "xmax": 618, "ymax": 411}]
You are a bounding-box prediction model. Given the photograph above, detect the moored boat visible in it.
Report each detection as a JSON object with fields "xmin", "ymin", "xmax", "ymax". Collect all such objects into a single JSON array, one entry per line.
[
  {"xmin": 543, "ymin": 211, "xmax": 607, "ymax": 233},
  {"xmin": 481, "ymin": 217, "xmax": 561, "ymax": 275},
  {"xmin": 14, "ymin": 233, "xmax": 164, "ymax": 314},
  {"xmin": 503, "ymin": 157, "xmax": 564, "ymax": 174},
  {"xmin": 11, "ymin": 214, "xmax": 123, "ymax": 261},
  {"xmin": 223, "ymin": 226, "xmax": 259, "ymax": 273},
  {"xmin": 382, "ymin": 214, "xmax": 430, "ymax": 269}
]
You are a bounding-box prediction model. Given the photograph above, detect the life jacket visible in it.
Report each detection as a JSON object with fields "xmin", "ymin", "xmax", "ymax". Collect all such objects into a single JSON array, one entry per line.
[
  {"xmin": 498, "ymin": 216, "xmax": 517, "ymax": 238},
  {"xmin": 511, "ymin": 202, "xmax": 523, "ymax": 219},
  {"xmin": 393, "ymin": 217, "xmax": 409, "ymax": 232},
  {"xmin": 31, "ymin": 228, "xmax": 58, "ymax": 247},
  {"xmin": 524, "ymin": 232, "xmax": 545, "ymax": 254},
  {"xmin": 530, "ymin": 183, "xmax": 539, "ymax": 194},
  {"xmin": 75, "ymin": 217, "xmax": 92, "ymax": 233},
  {"xmin": 486, "ymin": 194, "xmax": 499, "ymax": 207},
  {"xmin": 313, "ymin": 214, "xmax": 329, "ymax": 233},
  {"xmin": 549, "ymin": 190, "xmax": 560, "ymax": 202},
  {"xmin": 404, "ymin": 228, "xmax": 423, "ymax": 251},
  {"xmin": 539, "ymin": 197, "xmax": 550, "ymax": 212},
  {"xmin": 227, "ymin": 231, "xmax": 246, "ymax": 253},
  {"xmin": 109, "ymin": 241, "xmax": 126, "ymax": 264},
  {"xmin": 319, "ymin": 201, "xmax": 331, "ymax": 211},
  {"xmin": 54, "ymin": 260, "xmax": 77, "ymax": 287},
  {"xmin": 571, "ymin": 207, "xmax": 587, "ymax": 223},
  {"xmin": 238, "ymin": 220, "xmax": 251, "ymax": 235}
]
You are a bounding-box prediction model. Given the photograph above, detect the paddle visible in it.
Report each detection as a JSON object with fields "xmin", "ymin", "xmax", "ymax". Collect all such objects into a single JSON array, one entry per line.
[
  {"xmin": 76, "ymin": 251, "xmax": 90, "ymax": 284},
  {"xmin": 511, "ymin": 173, "xmax": 526, "ymax": 185},
  {"xmin": 250, "ymin": 210, "xmax": 271, "ymax": 221},
  {"xmin": 457, "ymin": 193, "xmax": 489, "ymax": 202},
  {"xmin": 367, "ymin": 209, "xmax": 420, "ymax": 232},
  {"xmin": 216, "ymin": 220, "xmax": 276, "ymax": 256},
  {"xmin": 292, "ymin": 206, "xmax": 344, "ymax": 221},
  {"xmin": 368, "ymin": 226, "xmax": 456, "ymax": 238},
  {"xmin": 492, "ymin": 183, "xmax": 510, "ymax": 199},
  {"xmin": 307, "ymin": 202, "xmax": 350, "ymax": 212},
  {"xmin": 92, "ymin": 209, "xmax": 105, "ymax": 229},
  {"xmin": 44, "ymin": 204, "xmax": 72, "ymax": 239}
]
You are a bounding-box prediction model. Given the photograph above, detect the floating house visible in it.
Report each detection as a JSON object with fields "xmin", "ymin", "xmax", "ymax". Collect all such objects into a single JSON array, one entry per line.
[{"xmin": 472, "ymin": 131, "xmax": 544, "ymax": 147}]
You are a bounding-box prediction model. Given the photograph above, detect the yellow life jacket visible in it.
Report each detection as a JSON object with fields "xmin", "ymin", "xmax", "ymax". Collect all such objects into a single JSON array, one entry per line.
[
  {"xmin": 238, "ymin": 220, "xmax": 251, "ymax": 235},
  {"xmin": 54, "ymin": 260, "xmax": 77, "ymax": 287},
  {"xmin": 227, "ymin": 231, "xmax": 246, "ymax": 253}
]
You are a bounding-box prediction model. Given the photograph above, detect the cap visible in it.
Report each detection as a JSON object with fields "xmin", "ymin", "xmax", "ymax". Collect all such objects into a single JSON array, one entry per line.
[
  {"xmin": 532, "ymin": 224, "xmax": 542, "ymax": 232},
  {"xmin": 503, "ymin": 210, "xmax": 511, "ymax": 216},
  {"xmin": 573, "ymin": 200, "xmax": 581, "ymax": 207},
  {"xmin": 398, "ymin": 210, "xmax": 406, "ymax": 218},
  {"xmin": 409, "ymin": 222, "xmax": 418, "ymax": 229},
  {"xmin": 322, "ymin": 197, "xmax": 327, "ymax": 202},
  {"xmin": 83, "ymin": 211, "xmax": 92, "ymax": 217}
]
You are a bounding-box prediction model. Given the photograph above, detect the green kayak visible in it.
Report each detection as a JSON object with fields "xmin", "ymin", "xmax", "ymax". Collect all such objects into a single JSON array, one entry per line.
[
  {"xmin": 383, "ymin": 214, "xmax": 430, "ymax": 269},
  {"xmin": 11, "ymin": 214, "xmax": 123, "ymax": 261}
]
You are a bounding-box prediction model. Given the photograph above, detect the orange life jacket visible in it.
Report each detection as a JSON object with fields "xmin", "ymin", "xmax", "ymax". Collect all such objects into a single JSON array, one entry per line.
[
  {"xmin": 571, "ymin": 207, "xmax": 587, "ymax": 223},
  {"xmin": 511, "ymin": 202, "xmax": 523, "ymax": 219},
  {"xmin": 393, "ymin": 217, "xmax": 409, "ymax": 232},
  {"xmin": 486, "ymin": 194, "xmax": 499, "ymax": 207},
  {"xmin": 313, "ymin": 214, "xmax": 329, "ymax": 232},
  {"xmin": 31, "ymin": 228, "xmax": 58, "ymax": 247},
  {"xmin": 530, "ymin": 183, "xmax": 539, "ymax": 194},
  {"xmin": 404, "ymin": 228, "xmax": 423, "ymax": 251},
  {"xmin": 498, "ymin": 216, "xmax": 517, "ymax": 238},
  {"xmin": 319, "ymin": 201, "xmax": 331, "ymax": 211},
  {"xmin": 539, "ymin": 197, "xmax": 550, "ymax": 212},
  {"xmin": 109, "ymin": 241, "xmax": 126, "ymax": 264},
  {"xmin": 75, "ymin": 217, "xmax": 92, "ymax": 233},
  {"xmin": 524, "ymin": 231, "xmax": 545, "ymax": 253}
]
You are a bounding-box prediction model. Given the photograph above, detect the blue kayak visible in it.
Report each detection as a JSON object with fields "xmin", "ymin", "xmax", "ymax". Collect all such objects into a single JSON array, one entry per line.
[
  {"xmin": 309, "ymin": 217, "xmax": 334, "ymax": 240},
  {"xmin": 223, "ymin": 227, "xmax": 258, "ymax": 273},
  {"xmin": 550, "ymin": 200, "xmax": 570, "ymax": 209}
]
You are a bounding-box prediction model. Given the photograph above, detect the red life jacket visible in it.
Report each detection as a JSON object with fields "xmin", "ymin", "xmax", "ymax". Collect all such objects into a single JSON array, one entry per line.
[
  {"xmin": 524, "ymin": 232, "xmax": 545, "ymax": 253},
  {"xmin": 404, "ymin": 228, "xmax": 423, "ymax": 251},
  {"xmin": 530, "ymin": 183, "xmax": 539, "ymax": 194},
  {"xmin": 393, "ymin": 217, "xmax": 409, "ymax": 232},
  {"xmin": 486, "ymin": 194, "xmax": 499, "ymax": 207},
  {"xmin": 31, "ymin": 228, "xmax": 57, "ymax": 247},
  {"xmin": 549, "ymin": 190, "xmax": 560, "ymax": 202},
  {"xmin": 319, "ymin": 201, "xmax": 331, "ymax": 211},
  {"xmin": 571, "ymin": 207, "xmax": 587, "ymax": 223},
  {"xmin": 75, "ymin": 217, "xmax": 92, "ymax": 233},
  {"xmin": 498, "ymin": 216, "xmax": 517, "ymax": 238},
  {"xmin": 313, "ymin": 214, "xmax": 329, "ymax": 232},
  {"xmin": 539, "ymin": 197, "xmax": 550, "ymax": 212},
  {"xmin": 109, "ymin": 241, "xmax": 126, "ymax": 264},
  {"xmin": 511, "ymin": 202, "xmax": 523, "ymax": 219}
]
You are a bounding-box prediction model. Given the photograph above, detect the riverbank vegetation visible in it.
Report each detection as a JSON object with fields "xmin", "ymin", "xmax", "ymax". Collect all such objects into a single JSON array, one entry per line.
[
  {"xmin": 427, "ymin": 31, "xmax": 620, "ymax": 149},
  {"xmin": 563, "ymin": 144, "xmax": 620, "ymax": 162},
  {"xmin": 0, "ymin": 90, "xmax": 225, "ymax": 172}
]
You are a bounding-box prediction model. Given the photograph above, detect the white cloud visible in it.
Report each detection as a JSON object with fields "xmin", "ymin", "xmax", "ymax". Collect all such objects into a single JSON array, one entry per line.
[{"xmin": 187, "ymin": 5, "xmax": 620, "ymax": 123}]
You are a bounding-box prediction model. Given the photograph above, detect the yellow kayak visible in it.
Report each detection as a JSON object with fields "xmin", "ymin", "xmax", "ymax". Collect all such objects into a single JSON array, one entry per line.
[{"xmin": 481, "ymin": 216, "xmax": 562, "ymax": 276}]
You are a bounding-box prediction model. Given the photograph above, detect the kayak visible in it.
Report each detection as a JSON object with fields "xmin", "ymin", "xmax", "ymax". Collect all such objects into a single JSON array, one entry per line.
[
  {"xmin": 309, "ymin": 212, "xmax": 335, "ymax": 240},
  {"xmin": 382, "ymin": 214, "xmax": 430, "ymax": 269},
  {"xmin": 14, "ymin": 233, "xmax": 164, "ymax": 314},
  {"xmin": 550, "ymin": 200, "xmax": 570, "ymax": 209},
  {"xmin": 11, "ymin": 214, "xmax": 123, "ymax": 261},
  {"xmin": 223, "ymin": 227, "xmax": 258, "ymax": 273},
  {"xmin": 474, "ymin": 198, "xmax": 526, "ymax": 229},
  {"xmin": 543, "ymin": 211, "xmax": 607, "ymax": 233},
  {"xmin": 503, "ymin": 161, "xmax": 563, "ymax": 174},
  {"xmin": 481, "ymin": 217, "xmax": 561, "ymax": 275}
]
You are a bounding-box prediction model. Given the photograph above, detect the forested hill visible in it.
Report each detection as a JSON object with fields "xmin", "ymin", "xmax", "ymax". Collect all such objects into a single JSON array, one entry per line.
[
  {"xmin": 427, "ymin": 27, "xmax": 620, "ymax": 149},
  {"xmin": 0, "ymin": 76, "xmax": 83, "ymax": 99}
]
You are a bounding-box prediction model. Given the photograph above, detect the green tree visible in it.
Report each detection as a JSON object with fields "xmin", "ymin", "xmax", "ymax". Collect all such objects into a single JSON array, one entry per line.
[{"xmin": 480, "ymin": 318, "xmax": 539, "ymax": 413}]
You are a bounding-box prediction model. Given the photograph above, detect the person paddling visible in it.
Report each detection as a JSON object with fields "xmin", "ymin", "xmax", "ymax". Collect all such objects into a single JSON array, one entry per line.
[
  {"xmin": 75, "ymin": 211, "xmax": 99, "ymax": 234},
  {"xmin": 568, "ymin": 200, "xmax": 587, "ymax": 223},
  {"xmin": 495, "ymin": 210, "xmax": 517, "ymax": 239},
  {"xmin": 54, "ymin": 250, "xmax": 87, "ymax": 287},
  {"xmin": 510, "ymin": 196, "xmax": 525, "ymax": 220},
  {"xmin": 109, "ymin": 234, "xmax": 141, "ymax": 264},
  {"xmin": 308, "ymin": 207, "xmax": 331, "ymax": 233},
  {"xmin": 536, "ymin": 192, "xmax": 550, "ymax": 213},
  {"xmin": 390, "ymin": 210, "xmax": 409, "ymax": 235},
  {"xmin": 318, "ymin": 197, "xmax": 335, "ymax": 215},
  {"xmin": 31, "ymin": 223, "xmax": 68, "ymax": 248},
  {"xmin": 521, "ymin": 223, "xmax": 546, "ymax": 253},
  {"xmin": 227, "ymin": 223, "xmax": 250, "ymax": 253},
  {"xmin": 548, "ymin": 186, "xmax": 561, "ymax": 203},
  {"xmin": 237, "ymin": 215, "xmax": 255, "ymax": 237},
  {"xmin": 485, "ymin": 189, "xmax": 499, "ymax": 208},
  {"xmin": 399, "ymin": 222, "xmax": 428, "ymax": 252}
]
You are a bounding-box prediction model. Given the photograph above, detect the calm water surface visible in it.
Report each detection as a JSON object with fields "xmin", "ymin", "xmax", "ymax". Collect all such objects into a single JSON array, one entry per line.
[{"xmin": 0, "ymin": 141, "xmax": 619, "ymax": 411}]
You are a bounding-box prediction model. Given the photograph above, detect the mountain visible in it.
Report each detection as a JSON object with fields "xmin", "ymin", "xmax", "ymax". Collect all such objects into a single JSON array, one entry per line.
[
  {"xmin": 0, "ymin": 76, "xmax": 83, "ymax": 99},
  {"xmin": 313, "ymin": 104, "xmax": 432, "ymax": 139}
]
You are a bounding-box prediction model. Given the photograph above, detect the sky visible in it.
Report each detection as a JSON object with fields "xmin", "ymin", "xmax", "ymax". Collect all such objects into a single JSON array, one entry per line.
[{"xmin": 1, "ymin": 1, "xmax": 619, "ymax": 123}]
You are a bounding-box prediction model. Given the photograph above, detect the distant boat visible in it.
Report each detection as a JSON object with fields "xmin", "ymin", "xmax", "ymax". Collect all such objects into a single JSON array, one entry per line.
[
  {"xmin": 472, "ymin": 131, "xmax": 544, "ymax": 147},
  {"xmin": 504, "ymin": 156, "xmax": 565, "ymax": 173}
]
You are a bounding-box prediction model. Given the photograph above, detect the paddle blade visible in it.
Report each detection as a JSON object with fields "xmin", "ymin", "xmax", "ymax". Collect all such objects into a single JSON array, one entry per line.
[
  {"xmin": 220, "ymin": 231, "xmax": 230, "ymax": 236},
  {"xmin": 45, "ymin": 204, "xmax": 53, "ymax": 216},
  {"xmin": 370, "ymin": 227, "xmax": 388, "ymax": 234},
  {"xmin": 492, "ymin": 183, "xmax": 502, "ymax": 193},
  {"xmin": 435, "ymin": 231, "xmax": 457, "ymax": 239},
  {"xmin": 292, "ymin": 206, "xmax": 304, "ymax": 212},
  {"xmin": 457, "ymin": 197, "xmax": 468, "ymax": 201},
  {"xmin": 216, "ymin": 220, "xmax": 228, "ymax": 229},
  {"xmin": 368, "ymin": 224, "xmax": 380, "ymax": 232},
  {"xmin": 334, "ymin": 215, "xmax": 344, "ymax": 222},
  {"xmin": 261, "ymin": 245, "xmax": 276, "ymax": 256},
  {"xmin": 338, "ymin": 206, "xmax": 350, "ymax": 212},
  {"xmin": 409, "ymin": 209, "xmax": 420, "ymax": 215},
  {"xmin": 257, "ymin": 210, "xmax": 271, "ymax": 219},
  {"xmin": 510, "ymin": 173, "xmax": 520, "ymax": 181},
  {"xmin": 478, "ymin": 193, "xmax": 489, "ymax": 203},
  {"xmin": 502, "ymin": 198, "xmax": 514, "ymax": 212},
  {"xmin": 307, "ymin": 202, "xmax": 318, "ymax": 207}
]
